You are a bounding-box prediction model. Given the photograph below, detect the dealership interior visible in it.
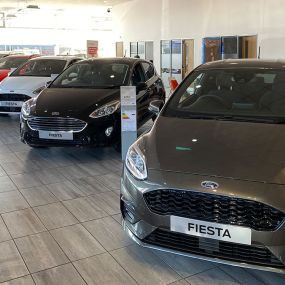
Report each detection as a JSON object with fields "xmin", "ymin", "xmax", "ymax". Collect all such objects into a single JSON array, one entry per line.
[{"xmin": 0, "ymin": 0, "xmax": 285, "ymax": 284}]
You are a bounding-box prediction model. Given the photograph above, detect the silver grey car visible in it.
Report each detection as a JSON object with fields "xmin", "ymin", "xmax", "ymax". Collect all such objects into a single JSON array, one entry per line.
[{"xmin": 121, "ymin": 59, "xmax": 285, "ymax": 274}]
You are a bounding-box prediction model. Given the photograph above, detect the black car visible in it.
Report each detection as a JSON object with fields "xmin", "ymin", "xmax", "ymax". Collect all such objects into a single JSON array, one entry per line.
[{"xmin": 20, "ymin": 58, "xmax": 165, "ymax": 148}]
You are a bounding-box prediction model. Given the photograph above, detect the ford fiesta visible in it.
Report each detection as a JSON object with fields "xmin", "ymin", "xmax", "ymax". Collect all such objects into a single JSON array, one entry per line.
[
  {"xmin": 20, "ymin": 58, "xmax": 165, "ymax": 148},
  {"xmin": 121, "ymin": 59, "xmax": 285, "ymax": 273}
]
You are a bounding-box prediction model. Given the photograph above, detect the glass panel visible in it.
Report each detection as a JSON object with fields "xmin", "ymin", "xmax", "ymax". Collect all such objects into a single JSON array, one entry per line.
[
  {"xmin": 161, "ymin": 40, "xmax": 172, "ymax": 96},
  {"xmin": 171, "ymin": 39, "xmax": 182, "ymax": 84},
  {"xmin": 130, "ymin": 42, "xmax": 138, "ymax": 58},
  {"xmin": 137, "ymin": 42, "xmax": 145, "ymax": 59},
  {"xmin": 222, "ymin": 36, "xmax": 238, "ymax": 59}
]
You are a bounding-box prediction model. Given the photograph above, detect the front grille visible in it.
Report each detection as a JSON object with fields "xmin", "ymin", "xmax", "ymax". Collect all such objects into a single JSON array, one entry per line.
[
  {"xmin": 27, "ymin": 117, "xmax": 87, "ymax": 132},
  {"xmin": 0, "ymin": 93, "xmax": 30, "ymax": 113},
  {"xmin": 144, "ymin": 190, "xmax": 285, "ymax": 231},
  {"xmin": 144, "ymin": 229, "xmax": 285, "ymax": 268}
]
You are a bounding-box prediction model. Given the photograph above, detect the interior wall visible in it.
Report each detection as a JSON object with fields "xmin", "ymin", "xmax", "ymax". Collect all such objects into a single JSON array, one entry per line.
[{"xmin": 113, "ymin": 0, "xmax": 285, "ymax": 73}]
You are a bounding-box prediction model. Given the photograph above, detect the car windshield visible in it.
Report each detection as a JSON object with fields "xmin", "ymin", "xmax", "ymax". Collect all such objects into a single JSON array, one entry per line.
[
  {"xmin": 51, "ymin": 62, "xmax": 129, "ymax": 88},
  {"xmin": 0, "ymin": 57, "xmax": 28, "ymax": 70},
  {"xmin": 163, "ymin": 68, "xmax": 285, "ymax": 123},
  {"xmin": 12, "ymin": 59, "xmax": 66, "ymax": 77}
]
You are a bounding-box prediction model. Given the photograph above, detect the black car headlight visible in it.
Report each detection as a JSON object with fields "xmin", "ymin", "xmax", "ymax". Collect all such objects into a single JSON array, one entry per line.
[
  {"xmin": 21, "ymin": 100, "xmax": 32, "ymax": 118},
  {"xmin": 89, "ymin": 101, "xmax": 120, "ymax": 118},
  {"xmin": 125, "ymin": 144, "xmax": 147, "ymax": 180}
]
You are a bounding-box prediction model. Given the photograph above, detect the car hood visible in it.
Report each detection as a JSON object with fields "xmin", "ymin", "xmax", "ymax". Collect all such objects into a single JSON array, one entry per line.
[
  {"xmin": 33, "ymin": 88, "xmax": 120, "ymax": 118},
  {"xmin": 142, "ymin": 116, "xmax": 285, "ymax": 185},
  {"xmin": 0, "ymin": 76, "xmax": 50, "ymax": 93}
]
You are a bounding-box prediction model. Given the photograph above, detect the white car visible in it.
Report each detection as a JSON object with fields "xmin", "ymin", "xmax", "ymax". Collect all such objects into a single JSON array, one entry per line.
[{"xmin": 0, "ymin": 56, "xmax": 82, "ymax": 114}]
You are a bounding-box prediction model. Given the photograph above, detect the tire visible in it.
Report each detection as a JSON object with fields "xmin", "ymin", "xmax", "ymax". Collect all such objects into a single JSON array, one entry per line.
[{"xmin": 113, "ymin": 140, "xmax": 121, "ymax": 153}]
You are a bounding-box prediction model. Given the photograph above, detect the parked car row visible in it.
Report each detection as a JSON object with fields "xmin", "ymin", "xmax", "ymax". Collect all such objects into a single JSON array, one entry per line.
[{"xmin": 1, "ymin": 56, "xmax": 285, "ymax": 274}]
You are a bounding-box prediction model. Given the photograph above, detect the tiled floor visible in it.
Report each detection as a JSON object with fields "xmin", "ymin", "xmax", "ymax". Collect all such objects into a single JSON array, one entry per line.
[{"xmin": 0, "ymin": 115, "xmax": 284, "ymax": 285}]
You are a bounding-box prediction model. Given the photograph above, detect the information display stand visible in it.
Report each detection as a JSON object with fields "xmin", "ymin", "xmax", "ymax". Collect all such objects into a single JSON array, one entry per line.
[{"xmin": 120, "ymin": 86, "xmax": 137, "ymax": 160}]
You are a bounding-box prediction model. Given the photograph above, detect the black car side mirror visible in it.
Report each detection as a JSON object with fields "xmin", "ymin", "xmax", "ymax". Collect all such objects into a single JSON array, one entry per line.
[
  {"xmin": 149, "ymin": 100, "xmax": 164, "ymax": 115},
  {"xmin": 136, "ymin": 82, "xmax": 147, "ymax": 92}
]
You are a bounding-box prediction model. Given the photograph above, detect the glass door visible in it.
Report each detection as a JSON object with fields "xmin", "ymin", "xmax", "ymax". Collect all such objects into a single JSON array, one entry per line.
[
  {"xmin": 161, "ymin": 40, "xmax": 172, "ymax": 96},
  {"xmin": 202, "ymin": 37, "xmax": 222, "ymax": 63}
]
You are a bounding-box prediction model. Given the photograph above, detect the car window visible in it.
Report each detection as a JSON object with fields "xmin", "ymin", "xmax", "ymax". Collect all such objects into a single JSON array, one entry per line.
[
  {"xmin": 51, "ymin": 62, "xmax": 129, "ymax": 88},
  {"xmin": 163, "ymin": 68, "xmax": 285, "ymax": 122},
  {"xmin": 0, "ymin": 57, "xmax": 28, "ymax": 70},
  {"xmin": 12, "ymin": 59, "xmax": 67, "ymax": 77},
  {"xmin": 132, "ymin": 63, "xmax": 145, "ymax": 85},
  {"xmin": 142, "ymin": 62, "xmax": 155, "ymax": 80}
]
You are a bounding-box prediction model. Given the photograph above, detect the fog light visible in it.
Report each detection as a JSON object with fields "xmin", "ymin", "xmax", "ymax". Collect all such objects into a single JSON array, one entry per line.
[{"xmin": 105, "ymin": 126, "xmax": 114, "ymax": 137}]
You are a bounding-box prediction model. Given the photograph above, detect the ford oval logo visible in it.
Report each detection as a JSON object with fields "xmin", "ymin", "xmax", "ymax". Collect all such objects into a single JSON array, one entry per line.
[{"xmin": 201, "ymin": 181, "xmax": 219, "ymax": 190}]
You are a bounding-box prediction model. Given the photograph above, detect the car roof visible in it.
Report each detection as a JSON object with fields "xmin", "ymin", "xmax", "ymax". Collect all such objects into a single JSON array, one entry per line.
[
  {"xmin": 78, "ymin": 57, "xmax": 146, "ymax": 66},
  {"xmin": 29, "ymin": 55, "xmax": 82, "ymax": 62},
  {"xmin": 197, "ymin": 59, "xmax": 285, "ymax": 70}
]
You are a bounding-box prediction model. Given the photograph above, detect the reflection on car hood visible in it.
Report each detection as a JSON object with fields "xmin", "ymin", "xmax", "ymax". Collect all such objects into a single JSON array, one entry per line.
[
  {"xmin": 0, "ymin": 76, "xmax": 50, "ymax": 92},
  {"xmin": 144, "ymin": 116, "xmax": 285, "ymax": 185},
  {"xmin": 34, "ymin": 88, "xmax": 120, "ymax": 118}
]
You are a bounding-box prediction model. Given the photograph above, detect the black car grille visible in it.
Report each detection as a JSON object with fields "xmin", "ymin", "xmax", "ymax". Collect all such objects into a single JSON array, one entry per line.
[
  {"xmin": 144, "ymin": 229, "xmax": 285, "ymax": 269},
  {"xmin": 27, "ymin": 117, "xmax": 87, "ymax": 132},
  {"xmin": 144, "ymin": 190, "xmax": 285, "ymax": 231},
  {"xmin": 0, "ymin": 93, "xmax": 30, "ymax": 113}
]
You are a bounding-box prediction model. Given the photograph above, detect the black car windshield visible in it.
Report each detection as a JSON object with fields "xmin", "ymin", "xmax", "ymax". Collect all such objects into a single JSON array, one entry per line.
[
  {"xmin": 12, "ymin": 59, "xmax": 66, "ymax": 77},
  {"xmin": 163, "ymin": 68, "xmax": 285, "ymax": 123},
  {"xmin": 51, "ymin": 62, "xmax": 129, "ymax": 88},
  {"xmin": 0, "ymin": 57, "xmax": 28, "ymax": 70}
]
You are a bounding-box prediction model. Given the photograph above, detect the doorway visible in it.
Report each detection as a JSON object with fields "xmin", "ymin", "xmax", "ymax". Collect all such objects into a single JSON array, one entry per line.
[
  {"xmin": 182, "ymin": 39, "xmax": 194, "ymax": 78},
  {"xmin": 239, "ymin": 36, "xmax": 257, "ymax": 58},
  {"xmin": 116, "ymin": 42, "xmax": 124, "ymax": 57},
  {"xmin": 130, "ymin": 41, "xmax": 154, "ymax": 61}
]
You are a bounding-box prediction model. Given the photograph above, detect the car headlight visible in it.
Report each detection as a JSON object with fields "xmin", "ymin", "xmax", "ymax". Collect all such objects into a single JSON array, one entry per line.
[
  {"xmin": 21, "ymin": 100, "xmax": 31, "ymax": 118},
  {"xmin": 125, "ymin": 144, "xmax": 147, "ymax": 180},
  {"xmin": 33, "ymin": 86, "xmax": 45, "ymax": 95},
  {"xmin": 89, "ymin": 101, "xmax": 120, "ymax": 118}
]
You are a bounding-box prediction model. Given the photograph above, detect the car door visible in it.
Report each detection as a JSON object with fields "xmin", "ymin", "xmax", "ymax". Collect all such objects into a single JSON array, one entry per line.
[{"xmin": 131, "ymin": 62, "xmax": 148, "ymax": 124}]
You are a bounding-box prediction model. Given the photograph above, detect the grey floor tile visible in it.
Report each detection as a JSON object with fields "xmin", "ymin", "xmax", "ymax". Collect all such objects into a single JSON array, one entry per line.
[
  {"xmin": 58, "ymin": 165, "xmax": 91, "ymax": 180},
  {"xmin": 95, "ymin": 173, "xmax": 120, "ymax": 192},
  {"xmin": 0, "ymin": 176, "xmax": 17, "ymax": 193},
  {"xmin": 15, "ymin": 232, "xmax": 69, "ymax": 273},
  {"xmin": 248, "ymin": 269, "xmax": 285, "ymax": 285},
  {"xmin": 70, "ymin": 176, "xmax": 111, "ymax": 196},
  {"xmin": 63, "ymin": 197, "xmax": 108, "ymax": 223},
  {"xmin": 73, "ymin": 253, "xmax": 137, "ymax": 285},
  {"xmin": 38, "ymin": 152, "xmax": 76, "ymax": 167},
  {"xmin": 0, "ymin": 216, "xmax": 11, "ymax": 242},
  {"xmin": 0, "ymin": 145, "xmax": 13, "ymax": 155},
  {"xmin": 100, "ymin": 159, "xmax": 123, "ymax": 175},
  {"xmin": 0, "ymin": 240, "xmax": 28, "ymax": 283},
  {"xmin": 112, "ymin": 213, "xmax": 122, "ymax": 224},
  {"xmin": 32, "ymin": 263, "xmax": 85, "ymax": 285},
  {"xmin": 10, "ymin": 173, "xmax": 43, "ymax": 189},
  {"xmin": 0, "ymin": 275, "xmax": 35, "ymax": 285},
  {"xmin": 0, "ymin": 165, "xmax": 6, "ymax": 177},
  {"xmin": 0, "ymin": 191, "xmax": 29, "ymax": 214},
  {"xmin": 220, "ymin": 265, "xmax": 265, "ymax": 284},
  {"xmin": 1, "ymin": 160, "xmax": 40, "ymax": 175},
  {"xmin": 2, "ymin": 208, "xmax": 46, "ymax": 238},
  {"xmin": 46, "ymin": 180, "xmax": 86, "ymax": 201},
  {"xmin": 155, "ymin": 251, "xmax": 216, "ymax": 278},
  {"xmin": 111, "ymin": 244, "xmax": 180, "ymax": 285},
  {"xmin": 91, "ymin": 192, "xmax": 120, "ymax": 215},
  {"xmin": 33, "ymin": 202, "xmax": 78, "ymax": 230},
  {"xmin": 185, "ymin": 268, "xmax": 240, "ymax": 285},
  {"xmin": 168, "ymin": 280, "xmax": 190, "ymax": 285},
  {"xmin": 20, "ymin": 186, "xmax": 58, "ymax": 207},
  {"xmin": 83, "ymin": 216, "xmax": 133, "ymax": 251},
  {"xmin": 34, "ymin": 169, "xmax": 66, "ymax": 185},
  {"xmin": 51, "ymin": 224, "xmax": 105, "ymax": 261},
  {"xmin": 77, "ymin": 162, "xmax": 109, "ymax": 176},
  {"xmin": 0, "ymin": 152, "xmax": 19, "ymax": 163},
  {"xmin": 7, "ymin": 143, "xmax": 31, "ymax": 153}
]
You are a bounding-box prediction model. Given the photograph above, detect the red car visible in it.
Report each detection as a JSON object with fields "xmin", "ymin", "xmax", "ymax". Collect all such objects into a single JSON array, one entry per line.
[{"xmin": 0, "ymin": 55, "xmax": 39, "ymax": 82}]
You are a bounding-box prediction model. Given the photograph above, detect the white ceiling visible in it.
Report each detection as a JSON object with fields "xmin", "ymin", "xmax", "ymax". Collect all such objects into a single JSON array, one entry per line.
[{"xmin": 0, "ymin": 0, "xmax": 131, "ymax": 10}]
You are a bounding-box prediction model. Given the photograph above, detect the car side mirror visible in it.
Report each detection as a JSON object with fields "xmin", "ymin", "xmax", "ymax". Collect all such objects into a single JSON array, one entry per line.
[
  {"xmin": 149, "ymin": 100, "xmax": 164, "ymax": 115},
  {"xmin": 45, "ymin": 81, "xmax": 51, "ymax": 88},
  {"xmin": 136, "ymin": 82, "xmax": 147, "ymax": 92}
]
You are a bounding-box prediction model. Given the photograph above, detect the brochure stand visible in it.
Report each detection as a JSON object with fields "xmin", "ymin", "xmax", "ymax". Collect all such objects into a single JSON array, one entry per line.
[{"xmin": 120, "ymin": 86, "xmax": 137, "ymax": 160}]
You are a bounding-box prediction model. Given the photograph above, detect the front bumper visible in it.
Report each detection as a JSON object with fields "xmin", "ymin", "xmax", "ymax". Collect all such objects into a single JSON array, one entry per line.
[
  {"xmin": 121, "ymin": 166, "xmax": 285, "ymax": 274},
  {"xmin": 0, "ymin": 93, "xmax": 31, "ymax": 114},
  {"xmin": 20, "ymin": 115, "xmax": 120, "ymax": 147}
]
